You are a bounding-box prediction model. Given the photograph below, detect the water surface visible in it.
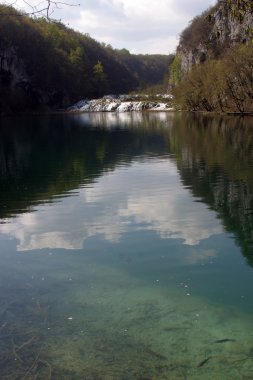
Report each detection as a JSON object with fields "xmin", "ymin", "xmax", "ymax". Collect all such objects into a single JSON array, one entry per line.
[{"xmin": 1, "ymin": 112, "xmax": 253, "ymax": 379}]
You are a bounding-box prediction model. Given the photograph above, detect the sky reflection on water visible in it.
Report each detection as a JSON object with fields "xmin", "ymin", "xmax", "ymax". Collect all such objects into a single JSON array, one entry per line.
[{"xmin": 0, "ymin": 158, "xmax": 223, "ymax": 252}]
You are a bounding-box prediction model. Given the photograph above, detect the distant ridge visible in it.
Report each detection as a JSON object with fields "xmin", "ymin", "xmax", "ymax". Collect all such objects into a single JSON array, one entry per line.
[{"xmin": 0, "ymin": 4, "xmax": 173, "ymax": 114}]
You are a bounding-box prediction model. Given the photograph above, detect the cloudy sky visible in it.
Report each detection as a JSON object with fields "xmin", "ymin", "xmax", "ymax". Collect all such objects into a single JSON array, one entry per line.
[{"xmin": 15, "ymin": 0, "xmax": 215, "ymax": 54}]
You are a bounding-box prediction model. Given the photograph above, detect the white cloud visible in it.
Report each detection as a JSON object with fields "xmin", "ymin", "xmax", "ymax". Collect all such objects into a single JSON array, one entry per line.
[
  {"xmin": 13, "ymin": 0, "xmax": 216, "ymax": 53},
  {"xmin": 66, "ymin": 0, "xmax": 216, "ymax": 53}
]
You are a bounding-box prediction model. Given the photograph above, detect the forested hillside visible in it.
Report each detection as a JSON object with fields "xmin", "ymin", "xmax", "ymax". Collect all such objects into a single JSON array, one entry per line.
[
  {"xmin": 171, "ymin": 0, "xmax": 253, "ymax": 113},
  {"xmin": 0, "ymin": 5, "xmax": 171, "ymax": 114}
]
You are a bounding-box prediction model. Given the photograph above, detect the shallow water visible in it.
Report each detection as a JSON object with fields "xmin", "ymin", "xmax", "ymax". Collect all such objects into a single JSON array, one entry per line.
[{"xmin": 1, "ymin": 112, "xmax": 253, "ymax": 379}]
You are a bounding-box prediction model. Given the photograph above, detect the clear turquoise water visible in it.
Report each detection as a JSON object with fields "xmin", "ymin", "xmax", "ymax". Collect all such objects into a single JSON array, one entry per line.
[{"xmin": 1, "ymin": 112, "xmax": 253, "ymax": 379}]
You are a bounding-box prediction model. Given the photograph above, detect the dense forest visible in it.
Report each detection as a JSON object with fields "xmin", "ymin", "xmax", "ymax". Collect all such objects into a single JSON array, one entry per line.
[
  {"xmin": 0, "ymin": 4, "xmax": 172, "ymax": 113},
  {"xmin": 171, "ymin": 1, "xmax": 253, "ymax": 113}
]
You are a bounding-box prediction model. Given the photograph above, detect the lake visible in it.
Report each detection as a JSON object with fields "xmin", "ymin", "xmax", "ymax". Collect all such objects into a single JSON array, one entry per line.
[{"xmin": 1, "ymin": 112, "xmax": 253, "ymax": 379}]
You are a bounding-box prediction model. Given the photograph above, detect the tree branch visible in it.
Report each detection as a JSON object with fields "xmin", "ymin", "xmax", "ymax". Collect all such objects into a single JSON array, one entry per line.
[{"xmin": 2, "ymin": 0, "xmax": 80, "ymax": 20}]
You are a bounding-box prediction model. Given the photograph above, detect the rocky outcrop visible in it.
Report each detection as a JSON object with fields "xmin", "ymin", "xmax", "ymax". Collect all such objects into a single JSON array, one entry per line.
[
  {"xmin": 177, "ymin": 1, "xmax": 253, "ymax": 74},
  {"xmin": 179, "ymin": 44, "xmax": 209, "ymax": 73},
  {"xmin": 68, "ymin": 96, "xmax": 174, "ymax": 113},
  {"xmin": 214, "ymin": 1, "xmax": 253, "ymax": 44},
  {"xmin": 0, "ymin": 46, "xmax": 30, "ymax": 114},
  {"xmin": 0, "ymin": 47, "xmax": 27, "ymax": 86},
  {"xmin": 0, "ymin": 45, "xmax": 69, "ymax": 114}
]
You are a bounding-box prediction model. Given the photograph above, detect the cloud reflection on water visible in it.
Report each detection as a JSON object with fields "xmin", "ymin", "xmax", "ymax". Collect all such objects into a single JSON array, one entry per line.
[{"xmin": 0, "ymin": 159, "xmax": 223, "ymax": 253}]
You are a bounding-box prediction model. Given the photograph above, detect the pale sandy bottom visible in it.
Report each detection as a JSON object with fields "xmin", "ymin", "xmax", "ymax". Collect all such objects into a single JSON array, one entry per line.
[
  {"xmin": 1, "ymin": 250, "xmax": 253, "ymax": 380},
  {"xmin": 42, "ymin": 263, "xmax": 253, "ymax": 379}
]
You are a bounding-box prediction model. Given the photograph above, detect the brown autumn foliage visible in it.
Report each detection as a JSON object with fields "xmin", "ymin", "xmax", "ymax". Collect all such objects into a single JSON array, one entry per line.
[{"xmin": 173, "ymin": 43, "xmax": 253, "ymax": 113}]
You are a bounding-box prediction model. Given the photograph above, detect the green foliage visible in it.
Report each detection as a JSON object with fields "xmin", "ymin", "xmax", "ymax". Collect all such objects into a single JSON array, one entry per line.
[
  {"xmin": 69, "ymin": 46, "xmax": 84, "ymax": 67},
  {"xmin": 0, "ymin": 4, "xmax": 171, "ymax": 112},
  {"xmin": 93, "ymin": 61, "xmax": 106, "ymax": 79},
  {"xmin": 169, "ymin": 55, "xmax": 182, "ymax": 86},
  {"xmin": 92, "ymin": 61, "xmax": 108, "ymax": 97}
]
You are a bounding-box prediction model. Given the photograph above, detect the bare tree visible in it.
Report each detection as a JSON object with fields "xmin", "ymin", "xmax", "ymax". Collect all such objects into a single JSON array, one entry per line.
[{"xmin": 3, "ymin": 0, "xmax": 79, "ymax": 20}]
